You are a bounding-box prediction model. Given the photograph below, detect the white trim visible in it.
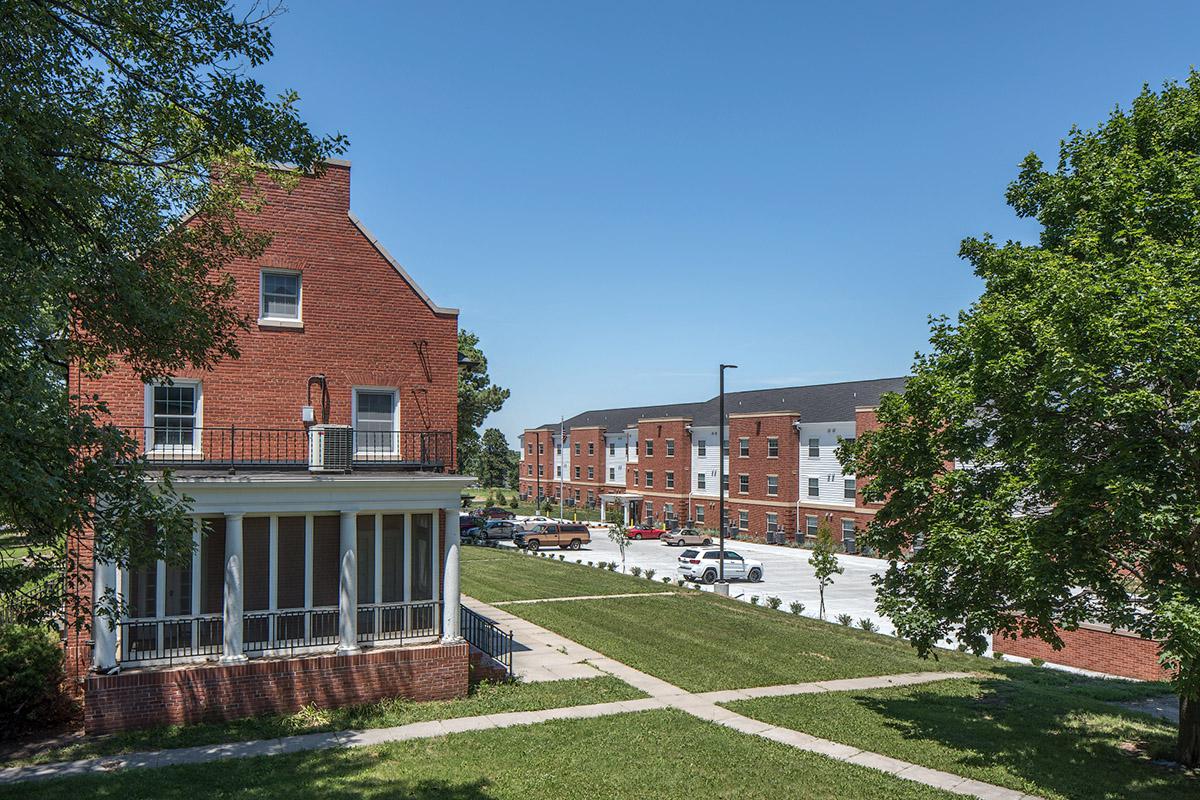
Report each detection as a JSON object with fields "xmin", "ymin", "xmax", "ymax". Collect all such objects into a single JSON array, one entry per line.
[
  {"xmin": 347, "ymin": 212, "xmax": 459, "ymax": 317},
  {"xmin": 258, "ymin": 267, "xmax": 303, "ymax": 325},
  {"xmin": 143, "ymin": 379, "xmax": 203, "ymax": 455},
  {"xmin": 352, "ymin": 386, "xmax": 400, "ymax": 455}
]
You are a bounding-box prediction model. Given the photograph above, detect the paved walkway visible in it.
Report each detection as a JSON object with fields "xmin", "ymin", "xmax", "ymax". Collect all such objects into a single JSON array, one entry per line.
[{"xmin": 1, "ymin": 595, "xmax": 1044, "ymax": 799}]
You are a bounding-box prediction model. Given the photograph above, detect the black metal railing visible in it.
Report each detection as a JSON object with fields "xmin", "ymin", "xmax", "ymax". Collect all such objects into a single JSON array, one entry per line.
[
  {"xmin": 358, "ymin": 600, "xmax": 441, "ymax": 644},
  {"xmin": 119, "ymin": 426, "xmax": 452, "ymax": 472},
  {"xmin": 118, "ymin": 615, "xmax": 224, "ymax": 665},
  {"xmin": 461, "ymin": 605, "xmax": 513, "ymax": 676},
  {"xmin": 243, "ymin": 607, "xmax": 339, "ymax": 656}
]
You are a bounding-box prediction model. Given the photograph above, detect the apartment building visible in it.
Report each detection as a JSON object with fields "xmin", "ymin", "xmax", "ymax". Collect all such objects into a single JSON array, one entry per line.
[
  {"xmin": 68, "ymin": 162, "xmax": 481, "ymax": 734},
  {"xmin": 520, "ymin": 377, "xmax": 905, "ymax": 549}
]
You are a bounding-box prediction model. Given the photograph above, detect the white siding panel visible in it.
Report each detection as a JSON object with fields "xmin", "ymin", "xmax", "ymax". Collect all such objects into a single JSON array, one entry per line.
[{"xmin": 797, "ymin": 422, "xmax": 856, "ymax": 506}]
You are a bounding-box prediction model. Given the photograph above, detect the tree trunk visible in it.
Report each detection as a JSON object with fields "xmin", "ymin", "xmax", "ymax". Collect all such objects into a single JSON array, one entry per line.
[{"xmin": 1180, "ymin": 695, "xmax": 1200, "ymax": 768}]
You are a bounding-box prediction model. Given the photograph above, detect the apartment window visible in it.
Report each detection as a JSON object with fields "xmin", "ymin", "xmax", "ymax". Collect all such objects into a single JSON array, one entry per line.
[
  {"xmin": 666, "ymin": 471, "xmax": 675, "ymax": 489},
  {"xmin": 527, "ymin": 443, "xmax": 532, "ymax": 454},
  {"xmin": 633, "ymin": 469, "xmax": 639, "ymax": 486},
  {"xmin": 722, "ymin": 473, "xmax": 729, "ymax": 491},
  {"xmin": 609, "ymin": 443, "xmax": 615, "ymax": 456},
  {"xmin": 666, "ymin": 439, "xmax": 675, "ymax": 457},
  {"xmin": 738, "ymin": 510, "xmax": 749, "ymax": 530},
  {"xmin": 844, "ymin": 478, "xmax": 857, "ymax": 500},
  {"xmin": 556, "ymin": 466, "xmax": 561, "ymax": 477},
  {"xmin": 697, "ymin": 472, "xmax": 706, "ymax": 490},
  {"xmin": 538, "ymin": 442, "xmax": 544, "ymax": 455},
  {"xmin": 767, "ymin": 475, "xmax": 779, "ymax": 496},
  {"xmin": 722, "ymin": 438, "xmax": 729, "ymax": 457},
  {"xmin": 842, "ymin": 519, "xmax": 857, "ymax": 553},
  {"xmin": 738, "ymin": 474, "xmax": 749, "ymax": 493},
  {"xmin": 588, "ymin": 442, "xmax": 595, "ymax": 456},
  {"xmin": 526, "ymin": 465, "xmax": 532, "ymax": 476},
  {"xmin": 806, "ymin": 515, "xmax": 818, "ymax": 536},
  {"xmin": 645, "ymin": 501, "xmax": 654, "ymax": 522},
  {"xmin": 663, "ymin": 503, "xmax": 674, "ymax": 520},
  {"xmin": 574, "ymin": 442, "xmax": 580, "ymax": 455},
  {"xmin": 738, "ymin": 437, "xmax": 750, "ymax": 457},
  {"xmin": 587, "ymin": 466, "xmax": 594, "ymax": 480},
  {"xmin": 609, "ymin": 467, "xmax": 615, "ymax": 481},
  {"xmin": 767, "ymin": 437, "xmax": 779, "ymax": 458},
  {"xmin": 148, "ymin": 381, "xmax": 200, "ymax": 449},
  {"xmin": 574, "ymin": 466, "xmax": 581, "ymax": 479},
  {"xmin": 538, "ymin": 465, "xmax": 544, "ymax": 476},
  {"xmin": 808, "ymin": 438, "xmax": 820, "ymax": 457},
  {"xmin": 587, "ymin": 490, "xmax": 594, "ymax": 504},
  {"xmin": 556, "ymin": 444, "xmax": 561, "ymax": 455},
  {"xmin": 353, "ymin": 388, "xmax": 397, "ymax": 452},
  {"xmin": 645, "ymin": 470, "xmax": 654, "ymax": 488},
  {"xmin": 808, "ymin": 477, "xmax": 819, "ymax": 497},
  {"xmin": 698, "ymin": 439, "xmax": 707, "ymax": 457},
  {"xmin": 574, "ymin": 490, "xmax": 580, "ymax": 502},
  {"xmin": 259, "ymin": 269, "xmax": 301, "ymax": 322},
  {"xmin": 766, "ymin": 513, "xmax": 778, "ymax": 532},
  {"xmin": 695, "ymin": 505, "xmax": 705, "ymax": 523},
  {"xmin": 645, "ymin": 439, "xmax": 654, "ymax": 456}
]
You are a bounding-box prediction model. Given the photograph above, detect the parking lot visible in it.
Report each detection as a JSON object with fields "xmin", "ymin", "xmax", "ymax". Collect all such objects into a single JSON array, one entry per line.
[{"xmin": 497, "ymin": 521, "xmax": 894, "ymax": 635}]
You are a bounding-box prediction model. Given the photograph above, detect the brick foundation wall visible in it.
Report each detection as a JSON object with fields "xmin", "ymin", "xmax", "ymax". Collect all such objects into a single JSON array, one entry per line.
[
  {"xmin": 994, "ymin": 625, "xmax": 1171, "ymax": 682},
  {"xmin": 84, "ymin": 641, "xmax": 469, "ymax": 735}
]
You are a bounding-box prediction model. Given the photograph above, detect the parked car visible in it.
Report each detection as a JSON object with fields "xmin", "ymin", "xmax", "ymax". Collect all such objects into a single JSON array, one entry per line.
[
  {"xmin": 520, "ymin": 515, "xmax": 553, "ymax": 525},
  {"xmin": 627, "ymin": 524, "xmax": 666, "ymax": 540},
  {"xmin": 676, "ymin": 548, "xmax": 763, "ymax": 584},
  {"xmin": 459, "ymin": 513, "xmax": 485, "ymax": 535},
  {"xmin": 481, "ymin": 506, "xmax": 516, "ymax": 520},
  {"xmin": 661, "ymin": 528, "xmax": 714, "ymax": 547},
  {"xmin": 515, "ymin": 523, "xmax": 590, "ymax": 551},
  {"xmin": 472, "ymin": 519, "xmax": 523, "ymax": 542}
]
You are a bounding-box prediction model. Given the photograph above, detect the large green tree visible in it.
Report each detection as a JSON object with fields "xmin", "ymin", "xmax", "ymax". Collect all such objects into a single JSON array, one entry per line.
[
  {"xmin": 477, "ymin": 427, "xmax": 518, "ymax": 489},
  {"xmin": 457, "ymin": 329, "xmax": 510, "ymax": 475},
  {"xmin": 840, "ymin": 73, "xmax": 1200, "ymax": 765},
  {"xmin": 0, "ymin": 0, "xmax": 343, "ymax": 624}
]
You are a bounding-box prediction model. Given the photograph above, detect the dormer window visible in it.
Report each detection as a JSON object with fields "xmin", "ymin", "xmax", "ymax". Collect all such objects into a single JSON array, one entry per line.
[{"xmin": 260, "ymin": 269, "xmax": 302, "ymax": 326}]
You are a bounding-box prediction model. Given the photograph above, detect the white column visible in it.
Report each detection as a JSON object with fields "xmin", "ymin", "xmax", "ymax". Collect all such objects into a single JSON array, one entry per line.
[
  {"xmin": 623, "ymin": 501, "xmax": 631, "ymax": 526},
  {"xmin": 337, "ymin": 511, "xmax": 360, "ymax": 654},
  {"xmin": 441, "ymin": 506, "xmax": 462, "ymax": 642},
  {"xmin": 190, "ymin": 519, "xmax": 202, "ymax": 617},
  {"xmin": 303, "ymin": 514, "xmax": 313, "ymax": 641},
  {"xmin": 600, "ymin": 498, "xmax": 607, "ymax": 524},
  {"xmin": 221, "ymin": 513, "xmax": 247, "ymax": 663},
  {"xmin": 92, "ymin": 557, "xmax": 118, "ymax": 672}
]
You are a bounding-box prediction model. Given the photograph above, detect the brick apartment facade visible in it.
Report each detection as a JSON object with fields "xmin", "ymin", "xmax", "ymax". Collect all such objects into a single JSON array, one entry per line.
[
  {"xmin": 68, "ymin": 161, "xmax": 476, "ymax": 733},
  {"xmin": 520, "ymin": 378, "xmax": 905, "ymax": 549}
]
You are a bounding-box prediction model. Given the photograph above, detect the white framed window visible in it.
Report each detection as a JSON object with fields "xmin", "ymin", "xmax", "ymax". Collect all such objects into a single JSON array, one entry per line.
[
  {"xmin": 767, "ymin": 437, "xmax": 779, "ymax": 458},
  {"xmin": 738, "ymin": 510, "xmax": 749, "ymax": 530},
  {"xmin": 739, "ymin": 437, "xmax": 750, "ymax": 457},
  {"xmin": 844, "ymin": 478, "xmax": 857, "ymax": 500},
  {"xmin": 259, "ymin": 269, "xmax": 302, "ymax": 325},
  {"xmin": 587, "ymin": 466, "xmax": 594, "ymax": 480},
  {"xmin": 574, "ymin": 466, "xmax": 581, "ymax": 479},
  {"xmin": 766, "ymin": 512, "xmax": 778, "ymax": 532},
  {"xmin": 353, "ymin": 388, "xmax": 398, "ymax": 453},
  {"xmin": 698, "ymin": 439, "xmax": 707, "ymax": 457},
  {"xmin": 808, "ymin": 477, "xmax": 820, "ymax": 497},
  {"xmin": 666, "ymin": 471, "xmax": 675, "ymax": 489},
  {"xmin": 645, "ymin": 439, "xmax": 654, "ymax": 456},
  {"xmin": 609, "ymin": 443, "xmax": 615, "ymax": 456},
  {"xmin": 695, "ymin": 505, "xmax": 705, "ymax": 523},
  {"xmin": 808, "ymin": 438, "xmax": 820, "ymax": 457},
  {"xmin": 574, "ymin": 442, "xmax": 580, "ymax": 455},
  {"xmin": 556, "ymin": 466, "xmax": 561, "ymax": 477},
  {"xmin": 645, "ymin": 470, "xmax": 654, "ymax": 488},
  {"xmin": 609, "ymin": 467, "xmax": 615, "ymax": 481},
  {"xmin": 738, "ymin": 474, "xmax": 749, "ymax": 493},
  {"xmin": 146, "ymin": 380, "xmax": 202, "ymax": 452},
  {"xmin": 767, "ymin": 475, "xmax": 779, "ymax": 496},
  {"xmin": 806, "ymin": 515, "xmax": 818, "ymax": 536},
  {"xmin": 588, "ymin": 442, "xmax": 595, "ymax": 455},
  {"xmin": 666, "ymin": 439, "xmax": 675, "ymax": 457},
  {"xmin": 697, "ymin": 472, "xmax": 706, "ymax": 490}
]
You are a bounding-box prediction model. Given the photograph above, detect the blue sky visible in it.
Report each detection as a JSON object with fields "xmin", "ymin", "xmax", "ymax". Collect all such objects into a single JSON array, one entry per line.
[{"xmin": 254, "ymin": 2, "xmax": 1200, "ymax": 446}]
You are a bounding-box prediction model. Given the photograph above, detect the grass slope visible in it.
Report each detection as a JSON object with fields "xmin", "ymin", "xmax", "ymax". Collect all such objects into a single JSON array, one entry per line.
[
  {"xmin": 3, "ymin": 676, "xmax": 643, "ymax": 768},
  {"xmin": 725, "ymin": 669, "xmax": 1195, "ymax": 800},
  {"xmin": 2, "ymin": 710, "xmax": 960, "ymax": 800},
  {"xmin": 460, "ymin": 545, "xmax": 671, "ymax": 603}
]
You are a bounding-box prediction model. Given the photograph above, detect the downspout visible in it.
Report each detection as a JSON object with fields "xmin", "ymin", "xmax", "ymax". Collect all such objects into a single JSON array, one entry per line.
[{"xmin": 793, "ymin": 415, "xmax": 803, "ymax": 540}]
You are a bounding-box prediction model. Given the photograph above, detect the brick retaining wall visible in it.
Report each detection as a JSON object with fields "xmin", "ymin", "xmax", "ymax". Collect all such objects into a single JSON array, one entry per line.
[
  {"xmin": 84, "ymin": 641, "xmax": 469, "ymax": 734},
  {"xmin": 994, "ymin": 624, "xmax": 1171, "ymax": 682}
]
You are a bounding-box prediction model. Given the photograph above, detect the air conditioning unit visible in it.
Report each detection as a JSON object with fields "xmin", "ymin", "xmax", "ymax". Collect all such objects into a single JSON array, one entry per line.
[{"xmin": 308, "ymin": 424, "xmax": 353, "ymax": 472}]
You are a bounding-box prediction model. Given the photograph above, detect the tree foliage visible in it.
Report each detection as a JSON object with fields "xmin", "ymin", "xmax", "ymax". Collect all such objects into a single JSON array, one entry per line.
[
  {"xmin": 0, "ymin": 0, "xmax": 343, "ymax": 623},
  {"xmin": 477, "ymin": 427, "xmax": 518, "ymax": 489},
  {"xmin": 457, "ymin": 329, "xmax": 510, "ymax": 475},
  {"xmin": 808, "ymin": 521, "xmax": 843, "ymax": 620},
  {"xmin": 840, "ymin": 72, "xmax": 1200, "ymax": 764}
]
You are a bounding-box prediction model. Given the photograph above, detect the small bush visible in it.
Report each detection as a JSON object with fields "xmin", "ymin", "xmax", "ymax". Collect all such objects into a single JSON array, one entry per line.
[
  {"xmin": 509, "ymin": 495, "xmax": 518, "ymax": 509},
  {"xmin": 576, "ymin": 559, "xmax": 583, "ymax": 564},
  {"xmin": 857, "ymin": 618, "xmax": 878, "ymax": 633},
  {"xmin": 992, "ymin": 651, "xmax": 1005, "ymax": 660},
  {"xmin": 587, "ymin": 561, "xmax": 594, "ymax": 567},
  {"xmin": 836, "ymin": 613, "xmax": 853, "ymax": 626},
  {"xmin": 749, "ymin": 595, "xmax": 760, "ymax": 605},
  {"xmin": 789, "ymin": 602, "xmax": 805, "ymax": 615},
  {"xmin": 765, "ymin": 596, "xmax": 781, "ymax": 610},
  {"xmin": 557, "ymin": 554, "xmax": 564, "ymax": 561},
  {"xmin": 676, "ymin": 578, "xmax": 685, "ymax": 587},
  {"xmin": 661, "ymin": 576, "xmax": 671, "ymax": 584},
  {"xmin": 630, "ymin": 566, "xmax": 642, "ymax": 578},
  {"xmin": 644, "ymin": 569, "xmax": 655, "ymax": 581},
  {"xmin": 1030, "ymin": 657, "xmax": 1045, "ymax": 667},
  {"xmin": 607, "ymin": 562, "xmax": 617, "ymax": 571},
  {"xmin": 0, "ymin": 623, "xmax": 70, "ymax": 733}
]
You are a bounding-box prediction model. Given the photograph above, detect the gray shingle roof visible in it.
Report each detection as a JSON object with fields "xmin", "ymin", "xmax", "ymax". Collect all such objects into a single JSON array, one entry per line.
[{"xmin": 531, "ymin": 376, "xmax": 906, "ymax": 433}]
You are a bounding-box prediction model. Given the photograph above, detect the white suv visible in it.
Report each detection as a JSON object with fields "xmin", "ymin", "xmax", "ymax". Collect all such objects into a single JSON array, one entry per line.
[{"xmin": 677, "ymin": 548, "xmax": 763, "ymax": 584}]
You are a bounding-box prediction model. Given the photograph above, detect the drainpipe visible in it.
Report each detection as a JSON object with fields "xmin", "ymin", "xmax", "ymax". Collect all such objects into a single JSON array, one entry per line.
[{"xmin": 793, "ymin": 416, "xmax": 804, "ymax": 541}]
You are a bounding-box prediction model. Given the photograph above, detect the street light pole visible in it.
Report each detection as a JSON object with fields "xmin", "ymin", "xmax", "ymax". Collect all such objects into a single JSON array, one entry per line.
[
  {"xmin": 718, "ymin": 363, "xmax": 738, "ymax": 585},
  {"xmin": 559, "ymin": 416, "xmax": 565, "ymax": 521}
]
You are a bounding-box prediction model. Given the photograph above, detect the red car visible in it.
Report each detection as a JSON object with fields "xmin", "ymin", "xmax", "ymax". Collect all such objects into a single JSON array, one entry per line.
[{"xmin": 627, "ymin": 524, "xmax": 667, "ymax": 540}]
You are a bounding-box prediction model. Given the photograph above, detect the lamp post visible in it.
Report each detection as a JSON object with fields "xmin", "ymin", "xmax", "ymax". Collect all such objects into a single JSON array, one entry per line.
[
  {"xmin": 559, "ymin": 416, "xmax": 565, "ymax": 522},
  {"xmin": 718, "ymin": 363, "xmax": 738, "ymax": 589}
]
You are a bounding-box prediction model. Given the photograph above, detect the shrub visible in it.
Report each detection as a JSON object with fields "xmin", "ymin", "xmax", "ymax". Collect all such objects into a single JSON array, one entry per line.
[
  {"xmin": 0, "ymin": 624, "xmax": 70, "ymax": 732},
  {"xmin": 644, "ymin": 569, "xmax": 655, "ymax": 581},
  {"xmin": 857, "ymin": 618, "xmax": 878, "ymax": 633},
  {"xmin": 509, "ymin": 495, "xmax": 518, "ymax": 509},
  {"xmin": 749, "ymin": 595, "xmax": 760, "ymax": 605},
  {"xmin": 765, "ymin": 596, "xmax": 782, "ymax": 610},
  {"xmin": 992, "ymin": 651, "xmax": 1005, "ymax": 660},
  {"xmin": 1030, "ymin": 657, "xmax": 1045, "ymax": 667},
  {"xmin": 576, "ymin": 559, "xmax": 583, "ymax": 564},
  {"xmin": 587, "ymin": 561, "xmax": 594, "ymax": 567},
  {"xmin": 676, "ymin": 578, "xmax": 685, "ymax": 587},
  {"xmin": 606, "ymin": 562, "xmax": 617, "ymax": 572},
  {"xmin": 557, "ymin": 554, "xmax": 564, "ymax": 561},
  {"xmin": 789, "ymin": 601, "xmax": 805, "ymax": 615},
  {"xmin": 630, "ymin": 566, "xmax": 642, "ymax": 578},
  {"xmin": 836, "ymin": 613, "xmax": 853, "ymax": 626},
  {"xmin": 661, "ymin": 576, "xmax": 672, "ymax": 584}
]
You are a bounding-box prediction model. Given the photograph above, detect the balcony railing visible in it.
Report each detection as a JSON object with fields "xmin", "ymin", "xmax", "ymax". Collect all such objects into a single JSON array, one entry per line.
[{"xmin": 120, "ymin": 426, "xmax": 452, "ymax": 472}]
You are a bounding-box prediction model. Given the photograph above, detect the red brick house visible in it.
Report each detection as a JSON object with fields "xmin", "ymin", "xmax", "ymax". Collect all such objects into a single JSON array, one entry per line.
[{"xmin": 68, "ymin": 161, "xmax": 478, "ymax": 734}]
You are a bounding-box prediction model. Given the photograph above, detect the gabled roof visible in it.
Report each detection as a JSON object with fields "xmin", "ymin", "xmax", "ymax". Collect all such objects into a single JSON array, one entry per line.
[
  {"xmin": 533, "ymin": 376, "xmax": 907, "ymax": 434},
  {"xmin": 348, "ymin": 211, "xmax": 458, "ymax": 317}
]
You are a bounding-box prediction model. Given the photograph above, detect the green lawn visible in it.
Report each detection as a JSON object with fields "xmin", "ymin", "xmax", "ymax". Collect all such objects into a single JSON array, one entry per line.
[
  {"xmin": 506, "ymin": 591, "xmax": 983, "ymax": 691},
  {"xmin": 460, "ymin": 544, "xmax": 674, "ymax": 602},
  {"xmin": 1, "ymin": 710, "xmax": 961, "ymax": 800},
  {"xmin": 723, "ymin": 669, "xmax": 1195, "ymax": 800},
  {"xmin": 3, "ymin": 676, "xmax": 643, "ymax": 768}
]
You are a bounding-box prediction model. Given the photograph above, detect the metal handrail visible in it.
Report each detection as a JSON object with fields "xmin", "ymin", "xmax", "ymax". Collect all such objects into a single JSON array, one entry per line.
[{"xmin": 460, "ymin": 606, "xmax": 513, "ymax": 676}]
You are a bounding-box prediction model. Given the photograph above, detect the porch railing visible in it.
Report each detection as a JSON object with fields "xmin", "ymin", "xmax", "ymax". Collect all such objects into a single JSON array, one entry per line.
[
  {"xmin": 461, "ymin": 605, "xmax": 513, "ymax": 676},
  {"xmin": 358, "ymin": 600, "xmax": 440, "ymax": 644},
  {"xmin": 118, "ymin": 615, "xmax": 223, "ymax": 665},
  {"xmin": 118, "ymin": 427, "xmax": 452, "ymax": 472}
]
